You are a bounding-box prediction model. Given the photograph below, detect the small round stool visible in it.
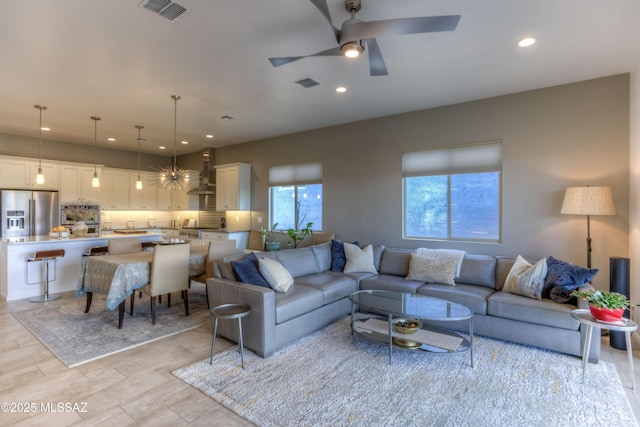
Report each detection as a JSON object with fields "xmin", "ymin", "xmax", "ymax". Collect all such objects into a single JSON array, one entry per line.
[{"xmin": 210, "ymin": 304, "xmax": 251, "ymax": 368}]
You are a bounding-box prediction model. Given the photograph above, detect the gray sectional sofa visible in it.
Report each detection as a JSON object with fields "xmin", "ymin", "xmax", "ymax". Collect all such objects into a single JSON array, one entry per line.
[{"xmin": 207, "ymin": 242, "xmax": 600, "ymax": 361}]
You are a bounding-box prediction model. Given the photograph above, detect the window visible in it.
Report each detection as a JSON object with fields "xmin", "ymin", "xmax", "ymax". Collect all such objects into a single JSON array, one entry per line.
[
  {"xmin": 269, "ymin": 162, "xmax": 322, "ymax": 231},
  {"xmin": 402, "ymin": 142, "xmax": 502, "ymax": 242}
]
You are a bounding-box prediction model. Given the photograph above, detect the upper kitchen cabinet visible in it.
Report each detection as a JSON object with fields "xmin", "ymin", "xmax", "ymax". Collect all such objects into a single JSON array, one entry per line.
[
  {"xmin": 0, "ymin": 156, "xmax": 59, "ymax": 190},
  {"xmin": 129, "ymin": 171, "xmax": 157, "ymax": 210},
  {"xmin": 216, "ymin": 163, "xmax": 250, "ymax": 211},
  {"xmin": 60, "ymin": 164, "xmax": 101, "ymax": 203},
  {"xmin": 165, "ymin": 170, "xmax": 200, "ymax": 210},
  {"xmin": 100, "ymin": 168, "xmax": 130, "ymax": 210}
]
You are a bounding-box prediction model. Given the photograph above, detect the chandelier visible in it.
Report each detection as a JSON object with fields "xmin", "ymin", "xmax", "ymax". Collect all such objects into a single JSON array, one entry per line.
[{"xmin": 155, "ymin": 95, "xmax": 190, "ymax": 191}]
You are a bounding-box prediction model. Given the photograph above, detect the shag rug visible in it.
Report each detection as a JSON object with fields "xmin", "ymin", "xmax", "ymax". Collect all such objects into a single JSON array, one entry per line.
[
  {"xmin": 173, "ymin": 317, "xmax": 638, "ymax": 427},
  {"xmin": 12, "ymin": 283, "xmax": 210, "ymax": 367}
]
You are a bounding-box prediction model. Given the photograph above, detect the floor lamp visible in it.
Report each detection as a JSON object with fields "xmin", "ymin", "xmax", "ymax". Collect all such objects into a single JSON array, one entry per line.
[{"xmin": 560, "ymin": 186, "xmax": 616, "ymax": 268}]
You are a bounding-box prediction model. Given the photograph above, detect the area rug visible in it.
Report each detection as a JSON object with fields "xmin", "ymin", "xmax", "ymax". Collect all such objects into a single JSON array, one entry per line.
[
  {"xmin": 12, "ymin": 284, "xmax": 210, "ymax": 367},
  {"xmin": 173, "ymin": 317, "xmax": 638, "ymax": 427}
]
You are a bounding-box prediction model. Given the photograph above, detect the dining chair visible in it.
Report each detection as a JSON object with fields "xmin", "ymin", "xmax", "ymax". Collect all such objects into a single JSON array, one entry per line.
[
  {"xmin": 108, "ymin": 237, "xmax": 142, "ymax": 255},
  {"xmin": 136, "ymin": 243, "xmax": 190, "ymax": 325},
  {"xmin": 190, "ymin": 240, "xmax": 237, "ymax": 308},
  {"xmin": 312, "ymin": 232, "xmax": 335, "ymax": 245}
]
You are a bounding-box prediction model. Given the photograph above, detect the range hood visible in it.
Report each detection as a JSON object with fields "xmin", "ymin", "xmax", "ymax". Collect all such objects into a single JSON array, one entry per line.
[{"xmin": 187, "ymin": 147, "xmax": 216, "ymax": 195}]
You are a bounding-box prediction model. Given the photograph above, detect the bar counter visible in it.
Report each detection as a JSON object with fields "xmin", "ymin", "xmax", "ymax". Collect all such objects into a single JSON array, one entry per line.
[{"xmin": 1, "ymin": 232, "xmax": 164, "ymax": 301}]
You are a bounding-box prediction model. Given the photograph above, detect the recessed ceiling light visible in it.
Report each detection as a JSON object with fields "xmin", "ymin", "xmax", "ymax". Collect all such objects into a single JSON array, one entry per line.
[
  {"xmin": 107, "ymin": 138, "xmax": 116, "ymax": 142},
  {"xmin": 518, "ymin": 37, "xmax": 536, "ymax": 47},
  {"xmin": 159, "ymin": 146, "xmax": 166, "ymax": 150},
  {"xmin": 41, "ymin": 127, "xmax": 50, "ymax": 131},
  {"xmin": 336, "ymin": 86, "xmax": 347, "ymax": 93},
  {"xmin": 206, "ymin": 134, "xmax": 214, "ymax": 138},
  {"xmin": 181, "ymin": 140, "xmax": 188, "ymax": 145}
]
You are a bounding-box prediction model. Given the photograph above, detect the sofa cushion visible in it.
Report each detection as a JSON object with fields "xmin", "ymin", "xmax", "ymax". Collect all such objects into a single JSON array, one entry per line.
[
  {"xmin": 543, "ymin": 256, "xmax": 598, "ymax": 296},
  {"xmin": 343, "ymin": 243, "xmax": 377, "ymax": 274},
  {"xmin": 258, "ymin": 257, "xmax": 294, "ymax": 292},
  {"xmin": 230, "ymin": 252, "xmax": 270, "ymax": 288},
  {"xmin": 311, "ymin": 242, "xmax": 332, "ymax": 272},
  {"xmin": 274, "ymin": 285, "xmax": 325, "ymax": 324},
  {"xmin": 406, "ymin": 254, "xmax": 456, "ymax": 285},
  {"xmin": 378, "ymin": 249, "xmax": 413, "ymax": 276},
  {"xmin": 294, "ymin": 272, "xmax": 358, "ymax": 305},
  {"xmin": 360, "ymin": 274, "xmax": 424, "ymax": 294},
  {"xmin": 415, "ymin": 248, "xmax": 466, "ymax": 278},
  {"xmin": 330, "ymin": 239, "xmax": 359, "ymax": 271},
  {"xmin": 502, "ymin": 256, "xmax": 547, "ymax": 300},
  {"xmin": 417, "ymin": 283, "xmax": 494, "ymax": 315},
  {"xmin": 488, "ymin": 292, "xmax": 580, "ymax": 330},
  {"xmin": 275, "ymin": 247, "xmax": 321, "ymax": 278},
  {"xmin": 457, "ymin": 254, "xmax": 496, "ymax": 289}
]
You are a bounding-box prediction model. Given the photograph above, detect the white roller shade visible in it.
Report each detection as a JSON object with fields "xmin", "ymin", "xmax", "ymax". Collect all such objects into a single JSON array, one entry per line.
[
  {"xmin": 269, "ymin": 162, "xmax": 322, "ymax": 186},
  {"xmin": 402, "ymin": 141, "xmax": 502, "ymax": 177}
]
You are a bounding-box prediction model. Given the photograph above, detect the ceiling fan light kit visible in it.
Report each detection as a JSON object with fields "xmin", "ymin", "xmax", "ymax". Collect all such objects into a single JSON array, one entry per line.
[{"xmin": 268, "ymin": 0, "xmax": 460, "ymax": 76}]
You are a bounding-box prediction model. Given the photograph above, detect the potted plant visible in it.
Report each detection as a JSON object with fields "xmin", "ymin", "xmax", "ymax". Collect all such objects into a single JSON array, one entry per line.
[
  {"xmin": 259, "ymin": 223, "xmax": 281, "ymax": 251},
  {"xmin": 572, "ymin": 289, "xmax": 631, "ymax": 322},
  {"xmin": 287, "ymin": 221, "xmax": 313, "ymax": 249}
]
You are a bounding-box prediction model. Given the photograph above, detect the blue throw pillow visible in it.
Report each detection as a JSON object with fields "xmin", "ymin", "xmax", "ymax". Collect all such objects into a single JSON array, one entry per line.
[
  {"xmin": 231, "ymin": 252, "xmax": 270, "ymax": 288},
  {"xmin": 543, "ymin": 256, "xmax": 598, "ymax": 297},
  {"xmin": 331, "ymin": 239, "xmax": 360, "ymax": 272}
]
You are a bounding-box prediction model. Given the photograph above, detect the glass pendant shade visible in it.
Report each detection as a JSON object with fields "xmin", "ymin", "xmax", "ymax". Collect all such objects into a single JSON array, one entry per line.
[
  {"xmin": 34, "ymin": 105, "xmax": 47, "ymax": 185},
  {"xmin": 135, "ymin": 125, "xmax": 144, "ymax": 190},
  {"xmin": 91, "ymin": 116, "xmax": 101, "ymax": 188}
]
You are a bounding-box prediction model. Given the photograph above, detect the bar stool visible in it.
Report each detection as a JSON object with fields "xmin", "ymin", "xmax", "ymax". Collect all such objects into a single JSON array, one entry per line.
[
  {"xmin": 210, "ymin": 303, "xmax": 251, "ymax": 368},
  {"xmin": 26, "ymin": 249, "xmax": 65, "ymax": 302}
]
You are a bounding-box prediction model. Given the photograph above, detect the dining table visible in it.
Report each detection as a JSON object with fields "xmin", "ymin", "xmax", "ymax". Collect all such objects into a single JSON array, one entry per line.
[{"xmin": 76, "ymin": 244, "xmax": 208, "ymax": 328}]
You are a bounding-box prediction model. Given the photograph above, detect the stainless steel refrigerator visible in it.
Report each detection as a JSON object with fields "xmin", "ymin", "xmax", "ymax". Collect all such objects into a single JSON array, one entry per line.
[{"xmin": 0, "ymin": 189, "xmax": 60, "ymax": 238}]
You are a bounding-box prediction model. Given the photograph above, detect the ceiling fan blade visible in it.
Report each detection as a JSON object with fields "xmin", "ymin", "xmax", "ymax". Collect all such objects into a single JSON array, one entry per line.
[
  {"xmin": 341, "ymin": 15, "xmax": 461, "ymax": 42},
  {"xmin": 366, "ymin": 38, "xmax": 388, "ymax": 76},
  {"xmin": 310, "ymin": 0, "xmax": 340, "ymax": 43},
  {"xmin": 269, "ymin": 47, "xmax": 342, "ymax": 68}
]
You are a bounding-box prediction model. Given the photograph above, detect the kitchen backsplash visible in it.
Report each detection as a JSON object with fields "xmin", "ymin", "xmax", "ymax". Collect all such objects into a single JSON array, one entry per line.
[{"xmin": 100, "ymin": 209, "xmax": 246, "ymax": 230}]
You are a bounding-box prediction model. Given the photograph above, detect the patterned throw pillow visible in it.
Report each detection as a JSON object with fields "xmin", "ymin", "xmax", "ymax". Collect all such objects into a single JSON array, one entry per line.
[
  {"xmin": 343, "ymin": 243, "xmax": 377, "ymax": 274},
  {"xmin": 543, "ymin": 256, "xmax": 598, "ymax": 297},
  {"xmin": 406, "ymin": 253, "xmax": 456, "ymax": 286},
  {"xmin": 502, "ymin": 255, "xmax": 547, "ymax": 300},
  {"xmin": 258, "ymin": 257, "xmax": 294, "ymax": 292}
]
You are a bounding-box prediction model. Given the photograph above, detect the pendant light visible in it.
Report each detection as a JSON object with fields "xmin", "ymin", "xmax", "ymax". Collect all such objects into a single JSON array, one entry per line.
[
  {"xmin": 34, "ymin": 105, "xmax": 47, "ymax": 185},
  {"xmin": 156, "ymin": 95, "xmax": 190, "ymax": 191},
  {"xmin": 135, "ymin": 125, "xmax": 144, "ymax": 190},
  {"xmin": 90, "ymin": 116, "xmax": 101, "ymax": 188}
]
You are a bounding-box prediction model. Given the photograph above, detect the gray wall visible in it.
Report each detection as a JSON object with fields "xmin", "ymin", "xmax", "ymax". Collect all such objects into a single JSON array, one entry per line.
[
  {"xmin": 0, "ymin": 133, "xmax": 173, "ymax": 170},
  {"xmin": 215, "ymin": 74, "xmax": 630, "ymax": 288}
]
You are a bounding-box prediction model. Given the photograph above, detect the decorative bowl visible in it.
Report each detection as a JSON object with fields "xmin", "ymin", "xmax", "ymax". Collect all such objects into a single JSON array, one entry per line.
[
  {"xmin": 589, "ymin": 305, "xmax": 624, "ymax": 322},
  {"xmin": 393, "ymin": 318, "xmax": 423, "ymax": 334},
  {"xmin": 392, "ymin": 337, "xmax": 420, "ymax": 348}
]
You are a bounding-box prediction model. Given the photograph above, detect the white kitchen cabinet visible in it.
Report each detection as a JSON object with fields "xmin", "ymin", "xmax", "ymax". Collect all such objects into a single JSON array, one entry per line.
[
  {"xmin": 215, "ymin": 163, "xmax": 250, "ymax": 211},
  {"xmin": 60, "ymin": 165, "xmax": 101, "ymax": 203},
  {"xmin": 200, "ymin": 231, "xmax": 249, "ymax": 250},
  {"xmin": 129, "ymin": 171, "xmax": 157, "ymax": 210},
  {"xmin": 100, "ymin": 169, "xmax": 130, "ymax": 210},
  {"xmin": 171, "ymin": 170, "xmax": 200, "ymax": 210},
  {"xmin": 0, "ymin": 157, "xmax": 59, "ymax": 190}
]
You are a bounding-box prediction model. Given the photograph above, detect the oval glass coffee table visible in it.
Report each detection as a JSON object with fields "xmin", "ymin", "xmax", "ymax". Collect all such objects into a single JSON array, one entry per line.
[{"xmin": 349, "ymin": 290, "xmax": 473, "ymax": 367}]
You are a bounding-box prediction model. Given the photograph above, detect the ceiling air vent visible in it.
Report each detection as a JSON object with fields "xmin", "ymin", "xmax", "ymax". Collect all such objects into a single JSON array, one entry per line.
[
  {"xmin": 294, "ymin": 78, "xmax": 320, "ymax": 89},
  {"xmin": 140, "ymin": 0, "xmax": 188, "ymax": 22}
]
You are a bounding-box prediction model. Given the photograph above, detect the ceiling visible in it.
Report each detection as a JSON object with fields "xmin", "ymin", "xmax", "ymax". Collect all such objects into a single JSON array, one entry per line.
[{"xmin": 1, "ymin": 0, "xmax": 639, "ymax": 156}]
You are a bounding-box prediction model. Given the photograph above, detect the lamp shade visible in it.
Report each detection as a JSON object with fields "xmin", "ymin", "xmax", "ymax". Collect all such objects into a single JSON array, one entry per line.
[{"xmin": 561, "ymin": 186, "xmax": 616, "ymax": 216}]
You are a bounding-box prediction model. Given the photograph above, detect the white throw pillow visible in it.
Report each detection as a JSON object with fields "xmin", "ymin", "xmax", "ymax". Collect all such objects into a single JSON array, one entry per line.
[
  {"xmin": 258, "ymin": 257, "xmax": 294, "ymax": 292},
  {"xmin": 414, "ymin": 248, "xmax": 466, "ymax": 278},
  {"xmin": 343, "ymin": 243, "xmax": 377, "ymax": 274},
  {"xmin": 502, "ymin": 255, "xmax": 547, "ymax": 300},
  {"xmin": 406, "ymin": 253, "xmax": 456, "ymax": 286}
]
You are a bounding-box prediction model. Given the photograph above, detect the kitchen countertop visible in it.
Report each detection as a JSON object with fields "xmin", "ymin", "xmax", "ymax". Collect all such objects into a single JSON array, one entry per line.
[{"xmin": 2, "ymin": 232, "xmax": 164, "ymax": 245}]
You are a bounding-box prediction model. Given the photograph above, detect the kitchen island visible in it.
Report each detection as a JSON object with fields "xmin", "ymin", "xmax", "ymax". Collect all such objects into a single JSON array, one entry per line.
[{"xmin": 1, "ymin": 232, "xmax": 164, "ymax": 301}]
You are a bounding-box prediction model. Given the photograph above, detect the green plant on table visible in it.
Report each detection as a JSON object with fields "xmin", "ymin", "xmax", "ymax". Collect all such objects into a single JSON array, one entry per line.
[
  {"xmin": 571, "ymin": 289, "xmax": 630, "ymax": 310},
  {"xmin": 259, "ymin": 222, "xmax": 279, "ymax": 243}
]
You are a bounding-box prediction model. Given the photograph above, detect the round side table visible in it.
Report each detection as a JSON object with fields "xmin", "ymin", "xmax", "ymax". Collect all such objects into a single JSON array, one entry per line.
[
  {"xmin": 571, "ymin": 309, "xmax": 637, "ymax": 390},
  {"xmin": 210, "ymin": 304, "xmax": 251, "ymax": 369}
]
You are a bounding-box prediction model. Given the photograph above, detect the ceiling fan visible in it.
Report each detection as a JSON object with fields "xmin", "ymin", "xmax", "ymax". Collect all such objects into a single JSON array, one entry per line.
[{"xmin": 268, "ymin": 0, "xmax": 460, "ymax": 76}]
